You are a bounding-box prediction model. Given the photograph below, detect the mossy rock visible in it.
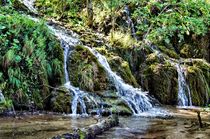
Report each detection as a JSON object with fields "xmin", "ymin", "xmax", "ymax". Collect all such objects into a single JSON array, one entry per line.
[
  {"xmin": 108, "ymin": 55, "xmax": 139, "ymax": 87},
  {"xmin": 51, "ymin": 87, "xmax": 72, "ymax": 113},
  {"xmin": 12, "ymin": 0, "xmax": 30, "ymax": 12},
  {"xmin": 142, "ymin": 63, "xmax": 178, "ymax": 105},
  {"xmin": 179, "ymin": 35, "xmax": 209, "ymax": 61},
  {"xmin": 68, "ymin": 45, "xmax": 109, "ymax": 93},
  {"xmin": 186, "ymin": 65, "xmax": 209, "ymax": 106},
  {"xmin": 111, "ymin": 105, "xmax": 132, "ymax": 116}
]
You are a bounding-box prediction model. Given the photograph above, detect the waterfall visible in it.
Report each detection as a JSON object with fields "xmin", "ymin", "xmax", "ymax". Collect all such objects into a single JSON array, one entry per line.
[
  {"xmin": 123, "ymin": 5, "xmax": 137, "ymax": 40},
  {"xmin": 150, "ymin": 44, "xmax": 192, "ymax": 106},
  {"xmin": 48, "ymin": 26, "xmax": 90, "ymax": 116},
  {"xmin": 84, "ymin": 46, "xmax": 153, "ymax": 115},
  {"xmin": 176, "ymin": 64, "xmax": 192, "ymax": 106},
  {"xmin": 0, "ymin": 90, "xmax": 5, "ymax": 103}
]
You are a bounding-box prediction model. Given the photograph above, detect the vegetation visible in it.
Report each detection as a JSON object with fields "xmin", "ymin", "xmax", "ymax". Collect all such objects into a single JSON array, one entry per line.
[
  {"xmin": 0, "ymin": 6, "xmax": 64, "ymax": 110},
  {"xmin": 0, "ymin": 0, "xmax": 209, "ymax": 113}
]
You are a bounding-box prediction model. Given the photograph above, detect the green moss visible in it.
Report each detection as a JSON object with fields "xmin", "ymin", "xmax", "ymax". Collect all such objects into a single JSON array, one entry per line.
[
  {"xmin": 68, "ymin": 45, "xmax": 109, "ymax": 93},
  {"xmin": 51, "ymin": 87, "xmax": 72, "ymax": 113},
  {"xmin": 142, "ymin": 63, "xmax": 178, "ymax": 105},
  {"xmin": 108, "ymin": 55, "xmax": 139, "ymax": 87},
  {"xmin": 0, "ymin": 8, "xmax": 64, "ymax": 110},
  {"xmin": 186, "ymin": 65, "xmax": 209, "ymax": 106}
]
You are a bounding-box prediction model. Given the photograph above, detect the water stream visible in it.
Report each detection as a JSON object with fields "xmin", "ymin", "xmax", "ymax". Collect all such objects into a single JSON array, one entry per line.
[
  {"xmin": 124, "ymin": 5, "xmax": 137, "ymax": 40},
  {"xmin": 0, "ymin": 90, "xmax": 6, "ymax": 103},
  {"xmin": 85, "ymin": 46, "xmax": 153, "ymax": 115},
  {"xmin": 150, "ymin": 45, "xmax": 192, "ymax": 106},
  {"xmin": 48, "ymin": 26, "xmax": 91, "ymax": 116},
  {"xmin": 176, "ymin": 64, "xmax": 192, "ymax": 106}
]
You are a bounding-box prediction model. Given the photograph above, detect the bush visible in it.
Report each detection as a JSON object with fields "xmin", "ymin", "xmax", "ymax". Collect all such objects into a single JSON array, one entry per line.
[{"xmin": 0, "ymin": 7, "xmax": 64, "ymax": 109}]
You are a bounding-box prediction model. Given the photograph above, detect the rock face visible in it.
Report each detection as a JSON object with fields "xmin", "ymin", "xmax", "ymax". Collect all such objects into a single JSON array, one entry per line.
[
  {"xmin": 179, "ymin": 35, "xmax": 210, "ymax": 62},
  {"xmin": 185, "ymin": 60, "xmax": 210, "ymax": 106},
  {"xmin": 51, "ymin": 87, "xmax": 72, "ymax": 113},
  {"xmin": 68, "ymin": 45, "xmax": 109, "ymax": 93}
]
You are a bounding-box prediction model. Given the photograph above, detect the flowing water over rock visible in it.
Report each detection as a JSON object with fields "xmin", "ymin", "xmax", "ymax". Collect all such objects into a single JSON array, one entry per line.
[
  {"xmin": 85, "ymin": 46, "xmax": 153, "ymax": 115},
  {"xmin": 150, "ymin": 45, "xmax": 192, "ymax": 106},
  {"xmin": 176, "ymin": 64, "xmax": 192, "ymax": 106},
  {"xmin": 47, "ymin": 23, "xmax": 154, "ymax": 115},
  {"xmin": 0, "ymin": 90, "xmax": 5, "ymax": 103},
  {"xmin": 49, "ymin": 26, "xmax": 92, "ymax": 116},
  {"xmin": 123, "ymin": 5, "xmax": 137, "ymax": 40}
]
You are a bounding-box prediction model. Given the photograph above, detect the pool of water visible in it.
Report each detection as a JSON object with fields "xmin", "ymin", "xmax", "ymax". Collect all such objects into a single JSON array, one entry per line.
[
  {"xmin": 0, "ymin": 114, "xmax": 97, "ymax": 139},
  {"xmin": 97, "ymin": 107, "xmax": 210, "ymax": 139},
  {"xmin": 0, "ymin": 107, "xmax": 209, "ymax": 139}
]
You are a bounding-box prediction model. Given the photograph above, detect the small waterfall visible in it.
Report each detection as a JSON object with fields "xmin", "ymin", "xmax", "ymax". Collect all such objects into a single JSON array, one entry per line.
[
  {"xmin": 18, "ymin": 0, "xmax": 38, "ymax": 14},
  {"xmin": 150, "ymin": 45, "xmax": 192, "ymax": 106},
  {"xmin": 0, "ymin": 90, "xmax": 16, "ymax": 115},
  {"xmin": 123, "ymin": 5, "xmax": 137, "ymax": 40},
  {"xmin": 176, "ymin": 64, "xmax": 192, "ymax": 106},
  {"xmin": 0, "ymin": 90, "xmax": 5, "ymax": 103},
  {"xmin": 48, "ymin": 26, "xmax": 90, "ymax": 115},
  {"xmin": 85, "ymin": 46, "xmax": 153, "ymax": 115}
]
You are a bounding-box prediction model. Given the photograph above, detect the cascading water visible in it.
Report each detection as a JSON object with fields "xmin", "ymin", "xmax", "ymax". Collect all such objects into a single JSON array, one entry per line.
[
  {"xmin": 150, "ymin": 44, "xmax": 192, "ymax": 106},
  {"xmin": 18, "ymin": 0, "xmax": 38, "ymax": 14},
  {"xmin": 123, "ymin": 5, "xmax": 137, "ymax": 40},
  {"xmin": 0, "ymin": 90, "xmax": 5, "ymax": 103},
  {"xmin": 84, "ymin": 46, "xmax": 153, "ymax": 115},
  {"xmin": 176, "ymin": 64, "xmax": 192, "ymax": 106},
  {"xmin": 48, "ymin": 26, "xmax": 91, "ymax": 115}
]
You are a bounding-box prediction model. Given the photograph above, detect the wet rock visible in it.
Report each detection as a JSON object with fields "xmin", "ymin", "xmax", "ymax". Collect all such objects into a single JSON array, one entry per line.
[
  {"xmin": 142, "ymin": 62, "xmax": 178, "ymax": 105},
  {"xmin": 68, "ymin": 45, "xmax": 109, "ymax": 93},
  {"xmin": 51, "ymin": 87, "xmax": 72, "ymax": 113},
  {"xmin": 13, "ymin": 0, "xmax": 38, "ymax": 14}
]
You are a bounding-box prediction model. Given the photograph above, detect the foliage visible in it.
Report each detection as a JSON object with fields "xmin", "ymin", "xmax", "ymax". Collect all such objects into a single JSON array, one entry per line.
[
  {"xmin": 35, "ymin": 0, "xmax": 85, "ymax": 25},
  {"xmin": 0, "ymin": 98, "xmax": 13, "ymax": 112},
  {"xmin": 0, "ymin": 7, "xmax": 64, "ymax": 109},
  {"xmin": 132, "ymin": 0, "xmax": 210, "ymax": 45}
]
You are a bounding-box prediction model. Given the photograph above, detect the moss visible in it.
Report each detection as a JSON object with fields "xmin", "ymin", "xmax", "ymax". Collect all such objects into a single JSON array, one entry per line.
[
  {"xmin": 158, "ymin": 45, "xmax": 179, "ymax": 59},
  {"xmin": 68, "ymin": 45, "xmax": 109, "ymax": 93},
  {"xmin": 12, "ymin": 0, "xmax": 30, "ymax": 12},
  {"xmin": 142, "ymin": 63, "xmax": 178, "ymax": 105},
  {"xmin": 108, "ymin": 55, "xmax": 139, "ymax": 87},
  {"xmin": 186, "ymin": 65, "xmax": 209, "ymax": 106},
  {"xmin": 111, "ymin": 106, "xmax": 132, "ymax": 116},
  {"xmin": 179, "ymin": 35, "xmax": 209, "ymax": 61},
  {"xmin": 51, "ymin": 87, "xmax": 72, "ymax": 113}
]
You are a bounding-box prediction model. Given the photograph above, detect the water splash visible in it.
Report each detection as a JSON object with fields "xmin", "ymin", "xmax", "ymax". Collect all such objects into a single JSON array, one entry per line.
[{"xmin": 85, "ymin": 46, "xmax": 153, "ymax": 115}]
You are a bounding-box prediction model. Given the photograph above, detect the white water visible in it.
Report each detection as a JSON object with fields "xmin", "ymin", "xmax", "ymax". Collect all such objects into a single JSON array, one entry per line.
[
  {"xmin": 85, "ymin": 46, "xmax": 153, "ymax": 115},
  {"xmin": 18, "ymin": 0, "xmax": 38, "ymax": 14},
  {"xmin": 176, "ymin": 64, "xmax": 192, "ymax": 106},
  {"xmin": 0, "ymin": 90, "xmax": 5, "ymax": 103},
  {"xmin": 124, "ymin": 6, "xmax": 137, "ymax": 40},
  {"xmin": 150, "ymin": 45, "xmax": 192, "ymax": 106},
  {"xmin": 48, "ymin": 26, "xmax": 90, "ymax": 116}
]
